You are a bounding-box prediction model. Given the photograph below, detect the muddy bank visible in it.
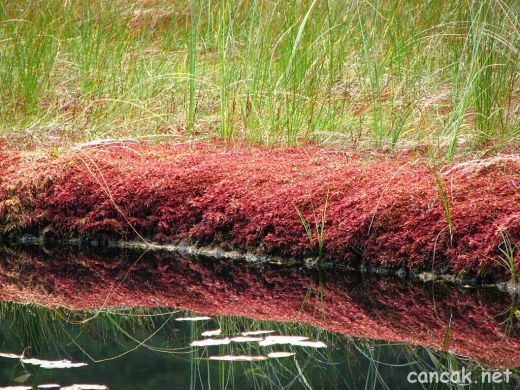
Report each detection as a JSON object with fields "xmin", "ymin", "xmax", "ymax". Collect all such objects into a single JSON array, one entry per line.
[
  {"xmin": 0, "ymin": 142, "xmax": 519, "ymax": 280},
  {"xmin": 0, "ymin": 245, "xmax": 519, "ymax": 368}
]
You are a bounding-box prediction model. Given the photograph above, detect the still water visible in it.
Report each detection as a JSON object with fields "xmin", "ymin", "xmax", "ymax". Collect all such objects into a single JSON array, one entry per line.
[{"xmin": 0, "ymin": 244, "xmax": 518, "ymax": 389}]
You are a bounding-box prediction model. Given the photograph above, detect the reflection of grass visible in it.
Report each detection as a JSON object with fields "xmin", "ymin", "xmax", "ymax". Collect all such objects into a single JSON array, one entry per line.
[
  {"xmin": 0, "ymin": 302, "xmax": 177, "ymax": 354},
  {"xmin": 495, "ymin": 295, "xmax": 519, "ymax": 338},
  {"xmin": 0, "ymin": 301, "xmax": 343, "ymax": 388},
  {"xmin": 0, "ymin": 301, "xmax": 519, "ymax": 389}
]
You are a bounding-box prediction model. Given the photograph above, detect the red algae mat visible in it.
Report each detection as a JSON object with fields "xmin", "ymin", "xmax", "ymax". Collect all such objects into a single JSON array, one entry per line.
[
  {"xmin": 0, "ymin": 142, "xmax": 519, "ymax": 279},
  {"xmin": 0, "ymin": 247, "xmax": 519, "ymax": 368}
]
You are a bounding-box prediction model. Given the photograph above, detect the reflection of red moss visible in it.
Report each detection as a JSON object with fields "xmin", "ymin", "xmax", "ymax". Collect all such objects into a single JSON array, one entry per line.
[
  {"xmin": 0, "ymin": 143, "xmax": 519, "ymax": 278},
  {"xmin": 0, "ymin": 248, "xmax": 518, "ymax": 368}
]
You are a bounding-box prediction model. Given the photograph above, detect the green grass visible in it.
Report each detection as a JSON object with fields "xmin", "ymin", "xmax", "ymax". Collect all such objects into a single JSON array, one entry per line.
[
  {"xmin": 497, "ymin": 229, "xmax": 518, "ymax": 283},
  {"xmin": 0, "ymin": 0, "xmax": 519, "ymax": 159},
  {"xmin": 293, "ymin": 190, "xmax": 329, "ymax": 260}
]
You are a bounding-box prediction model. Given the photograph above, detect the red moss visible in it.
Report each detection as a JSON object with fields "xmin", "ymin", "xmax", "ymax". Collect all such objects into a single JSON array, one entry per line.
[
  {"xmin": 0, "ymin": 142, "xmax": 519, "ymax": 278},
  {"xmin": 0, "ymin": 247, "xmax": 518, "ymax": 368}
]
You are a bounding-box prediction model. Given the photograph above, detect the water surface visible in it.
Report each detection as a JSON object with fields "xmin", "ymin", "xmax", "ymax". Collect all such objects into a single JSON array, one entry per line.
[{"xmin": 0, "ymin": 245, "xmax": 518, "ymax": 389}]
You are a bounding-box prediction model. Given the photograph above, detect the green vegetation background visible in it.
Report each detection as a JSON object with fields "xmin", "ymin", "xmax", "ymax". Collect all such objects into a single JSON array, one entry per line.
[{"xmin": 0, "ymin": 0, "xmax": 518, "ymax": 161}]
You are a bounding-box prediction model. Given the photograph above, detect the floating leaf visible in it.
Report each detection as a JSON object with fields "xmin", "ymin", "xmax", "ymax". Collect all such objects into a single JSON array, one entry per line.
[
  {"xmin": 21, "ymin": 358, "xmax": 87, "ymax": 369},
  {"xmin": 209, "ymin": 355, "xmax": 267, "ymax": 361},
  {"xmin": 231, "ymin": 336, "xmax": 263, "ymax": 343},
  {"xmin": 267, "ymin": 352, "xmax": 296, "ymax": 358},
  {"xmin": 191, "ymin": 338, "xmax": 231, "ymax": 347},
  {"xmin": 259, "ymin": 336, "xmax": 309, "ymax": 346},
  {"xmin": 291, "ymin": 340, "xmax": 327, "ymax": 348},
  {"xmin": 241, "ymin": 330, "xmax": 274, "ymax": 336},
  {"xmin": 40, "ymin": 361, "xmax": 88, "ymax": 369},
  {"xmin": 176, "ymin": 316, "xmax": 211, "ymax": 321},
  {"xmin": 201, "ymin": 329, "xmax": 221, "ymax": 337},
  {"xmin": 0, "ymin": 352, "xmax": 22, "ymax": 359},
  {"xmin": 0, "ymin": 387, "xmax": 31, "ymax": 390},
  {"xmin": 21, "ymin": 358, "xmax": 46, "ymax": 365}
]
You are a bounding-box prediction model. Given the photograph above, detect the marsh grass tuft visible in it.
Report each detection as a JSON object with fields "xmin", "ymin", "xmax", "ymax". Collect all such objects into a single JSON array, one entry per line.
[
  {"xmin": 428, "ymin": 153, "xmax": 455, "ymax": 243},
  {"xmin": 293, "ymin": 191, "xmax": 329, "ymax": 260},
  {"xmin": 497, "ymin": 229, "xmax": 518, "ymax": 283},
  {"xmin": 432, "ymin": 169, "xmax": 454, "ymax": 240}
]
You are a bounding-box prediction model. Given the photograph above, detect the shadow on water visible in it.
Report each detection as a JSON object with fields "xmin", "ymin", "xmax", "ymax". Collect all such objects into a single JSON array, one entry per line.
[{"xmin": 0, "ymin": 244, "xmax": 518, "ymax": 389}]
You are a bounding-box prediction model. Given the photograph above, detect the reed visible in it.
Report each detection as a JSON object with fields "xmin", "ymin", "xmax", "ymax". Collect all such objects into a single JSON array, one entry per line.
[{"xmin": 0, "ymin": 0, "xmax": 518, "ymax": 158}]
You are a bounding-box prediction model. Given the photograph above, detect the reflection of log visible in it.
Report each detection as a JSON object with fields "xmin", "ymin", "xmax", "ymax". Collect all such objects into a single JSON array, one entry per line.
[
  {"xmin": 1, "ymin": 143, "xmax": 519, "ymax": 279},
  {"xmin": 0, "ymin": 246, "xmax": 518, "ymax": 368}
]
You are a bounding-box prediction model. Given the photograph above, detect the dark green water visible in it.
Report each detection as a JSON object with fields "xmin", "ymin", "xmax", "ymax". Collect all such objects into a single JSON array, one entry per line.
[
  {"xmin": 0, "ymin": 245, "xmax": 518, "ymax": 389},
  {"xmin": 0, "ymin": 304, "xmax": 516, "ymax": 390}
]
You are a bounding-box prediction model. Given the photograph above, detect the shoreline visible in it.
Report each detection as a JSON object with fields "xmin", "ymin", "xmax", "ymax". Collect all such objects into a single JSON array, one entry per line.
[
  {"xmin": 4, "ymin": 234, "xmax": 519, "ymax": 295},
  {"xmin": 1, "ymin": 142, "xmax": 519, "ymax": 282}
]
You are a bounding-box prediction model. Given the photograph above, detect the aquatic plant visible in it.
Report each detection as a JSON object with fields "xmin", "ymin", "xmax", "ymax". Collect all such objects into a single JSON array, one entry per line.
[
  {"xmin": 293, "ymin": 190, "xmax": 329, "ymax": 260},
  {"xmin": 431, "ymin": 167, "xmax": 454, "ymax": 241},
  {"xmin": 497, "ymin": 229, "xmax": 518, "ymax": 283},
  {"xmin": 1, "ymin": 143, "xmax": 518, "ymax": 278}
]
